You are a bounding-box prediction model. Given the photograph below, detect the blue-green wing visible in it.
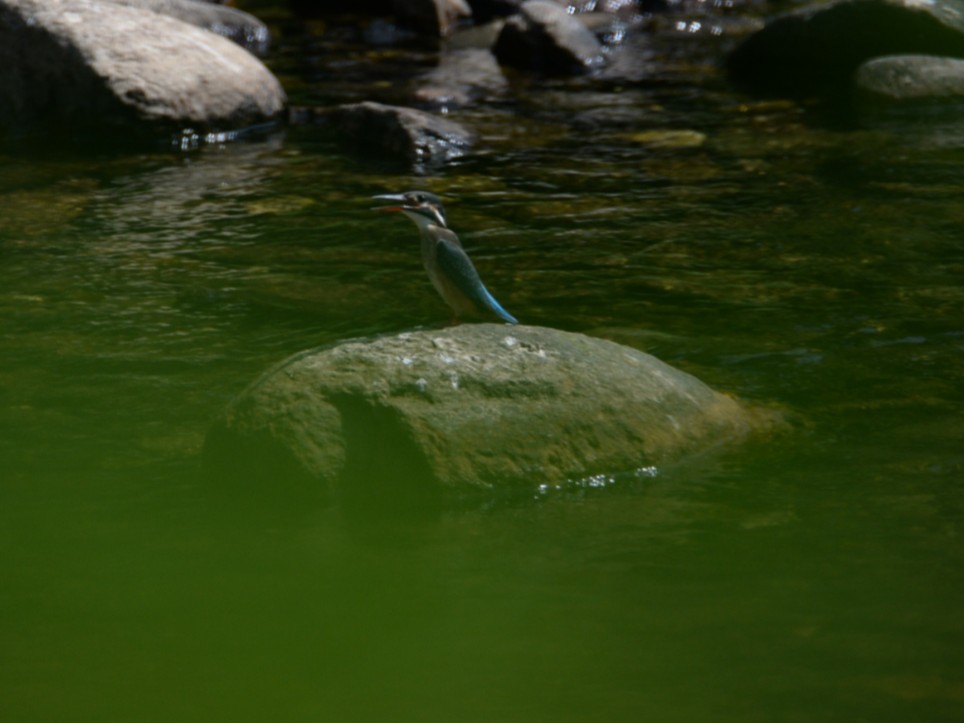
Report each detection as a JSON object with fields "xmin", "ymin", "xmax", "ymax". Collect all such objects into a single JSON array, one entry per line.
[{"xmin": 435, "ymin": 233, "xmax": 518, "ymax": 324}]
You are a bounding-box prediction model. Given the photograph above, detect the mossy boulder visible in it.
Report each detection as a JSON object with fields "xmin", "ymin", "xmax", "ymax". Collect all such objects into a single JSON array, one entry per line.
[{"xmin": 204, "ymin": 325, "xmax": 771, "ymax": 507}]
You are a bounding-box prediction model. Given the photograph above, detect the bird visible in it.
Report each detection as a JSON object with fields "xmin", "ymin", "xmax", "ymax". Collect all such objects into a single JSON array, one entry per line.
[{"xmin": 372, "ymin": 190, "xmax": 519, "ymax": 325}]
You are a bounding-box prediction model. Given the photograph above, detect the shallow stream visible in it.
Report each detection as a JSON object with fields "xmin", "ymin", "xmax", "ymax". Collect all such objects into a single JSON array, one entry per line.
[{"xmin": 1, "ymin": 9, "xmax": 962, "ymax": 721}]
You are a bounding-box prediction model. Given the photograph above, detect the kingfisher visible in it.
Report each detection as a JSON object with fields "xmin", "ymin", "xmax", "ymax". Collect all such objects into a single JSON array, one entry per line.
[{"xmin": 372, "ymin": 191, "xmax": 518, "ymax": 325}]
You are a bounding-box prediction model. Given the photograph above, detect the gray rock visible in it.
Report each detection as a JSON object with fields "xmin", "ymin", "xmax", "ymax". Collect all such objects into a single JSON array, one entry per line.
[
  {"xmin": 446, "ymin": 18, "xmax": 507, "ymax": 50},
  {"xmin": 854, "ymin": 54, "xmax": 964, "ymax": 102},
  {"xmin": 0, "ymin": 0, "xmax": 286, "ymax": 136},
  {"xmin": 727, "ymin": 0, "xmax": 964, "ymax": 96},
  {"xmin": 103, "ymin": 0, "xmax": 271, "ymax": 55},
  {"xmin": 322, "ymin": 101, "xmax": 474, "ymax": 166},
  {"xmin": 204, "ymin": 325, "xmax": 768, "ymax": 506},
  {"xmin": 415, "ymin": 48, "xmax": 508, "ymax": 107},
  {"xmin": 493, "ymin": 0, "xmax": 605, "ymax": 74}
]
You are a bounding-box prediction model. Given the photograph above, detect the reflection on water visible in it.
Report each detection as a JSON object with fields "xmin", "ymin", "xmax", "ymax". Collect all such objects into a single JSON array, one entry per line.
[{"xmin": 1, "ymin": 51, "xmax": 963, "ymax": 723}]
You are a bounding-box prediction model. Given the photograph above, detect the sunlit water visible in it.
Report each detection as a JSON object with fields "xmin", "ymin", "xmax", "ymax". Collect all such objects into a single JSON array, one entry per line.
[{"xmin": 2, "ymin": 20, "xmax": 963, "ymax": 722}]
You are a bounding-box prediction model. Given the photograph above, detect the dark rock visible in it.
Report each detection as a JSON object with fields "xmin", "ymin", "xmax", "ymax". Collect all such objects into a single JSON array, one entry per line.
[
  {"xmin": 0, "ymin": 0, "xmax": 286, "ymax": 136},
  {"xmin": 204, "ymin": 325, "xmax": 769, "ymax": 506},
  {"xmin": 854, "ymin": 53, "xmax": 964, "ymax": 102},
  {"xmin": 467, "ymin": 0, "xmax": 523, "ymax": 23},
  {"xmin": 727, "ymin": 0, "xmax": 964, "ymax": 96},
  {"xmin": 104, "ymin": 0, "xmax": 272, "ymax": 55},
  {"xmin": 393, "ymin": 0, "xmax": 473, "ymax": 39},
  {"xmin": 415, "ymin": 48, "xmax": 508, "ymax": 107},
  {"xmin": 322, "ymin": 101, "xmax": 473, "ymax": 166},
  {"xmin": 493, "ymin": 0, "xmax": 605, "ymax": 75}
]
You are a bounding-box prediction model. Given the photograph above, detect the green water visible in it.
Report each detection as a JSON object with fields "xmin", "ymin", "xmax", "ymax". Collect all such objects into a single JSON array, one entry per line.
[{"xmin": 2, "ymin": 26, "xmax": 964, "ymax": 723}]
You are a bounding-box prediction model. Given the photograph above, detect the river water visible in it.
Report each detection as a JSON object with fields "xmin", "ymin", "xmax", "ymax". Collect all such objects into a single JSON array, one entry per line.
[{"xmin": 1, "ymin": 12, "xmax": 962, "ymax": 722}]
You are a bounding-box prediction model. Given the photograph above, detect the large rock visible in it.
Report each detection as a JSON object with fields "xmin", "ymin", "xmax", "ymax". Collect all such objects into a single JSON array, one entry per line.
[
  {"xmin": 0, "ymin": 0, "xmax": 286, "ymax": 136},
  {"xmin": 493, "ymin": 0, "xmax": 605, "ymax": 74},
  {"xmin": 854, "ymin": 54, "xmax": 964, "ymax": 102},
  {"xmin": 727, "ymin": 0, "xmax": 964, "ymax": 96},
  {"xmin": 104, "ymin": 0, "xmax": 272, "ymax": 55},
  {"xmin": 321, "ymin": 101, "xmax": 474, "ymax": 166},
  {"xmin": 204, "ymin": 325, "xmax": 767, "ymax": 507},
  {"xmin": 415, "ymin": 48, "xmax": 508, "ymax": 107}
]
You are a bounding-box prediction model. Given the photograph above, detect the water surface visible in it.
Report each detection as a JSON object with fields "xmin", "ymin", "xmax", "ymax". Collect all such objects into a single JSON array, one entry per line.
[{"xmin": 1, "ymin": 15, "xmax": 963, "ymax": 722}]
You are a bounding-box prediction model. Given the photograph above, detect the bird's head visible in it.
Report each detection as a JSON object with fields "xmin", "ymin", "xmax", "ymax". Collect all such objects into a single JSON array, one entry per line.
[{"xmin": 372, "ymin": 191, "xmax": 448, "ymax": 230}]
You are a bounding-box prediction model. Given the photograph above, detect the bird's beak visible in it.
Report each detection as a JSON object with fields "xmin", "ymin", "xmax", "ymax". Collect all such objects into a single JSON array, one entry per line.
[{"xmin": 371, "ymin": 194, "xmax": 406, "ymax": 213}]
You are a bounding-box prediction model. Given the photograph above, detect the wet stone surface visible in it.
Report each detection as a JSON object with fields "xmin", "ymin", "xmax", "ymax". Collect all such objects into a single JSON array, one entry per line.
[{"xmin": 204, "ymin": 324, "xmax": 773, "ymax": 505}]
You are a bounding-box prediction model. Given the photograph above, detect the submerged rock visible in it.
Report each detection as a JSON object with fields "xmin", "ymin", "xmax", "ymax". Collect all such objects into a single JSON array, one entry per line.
[
  {"xmin": 727, "ymin": 0, "xmax": 964, "ymax": 96},
  {"xmin": 0, "ymin": 0, "xmax": 286, "ymax": 136},
  {"xmin": 854, "ymin": 54, "xmax": 964, "ymax": 102},
  {"xmin": 204, "ymin": 325, "xmax": 767, "ymax": 507},
  {"xmin": 494, "ymin": 0, "xmax": 605, "ymax": 74},
  {"xmin": 322, "ymin": 101, "xmax": 474, "ymax": 166}
]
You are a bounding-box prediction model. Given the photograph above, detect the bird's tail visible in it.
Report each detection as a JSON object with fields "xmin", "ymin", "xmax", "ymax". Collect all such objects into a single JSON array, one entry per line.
[{"xmin": 481, "ymin": 287, "xmax": 518, "ymax": 325}]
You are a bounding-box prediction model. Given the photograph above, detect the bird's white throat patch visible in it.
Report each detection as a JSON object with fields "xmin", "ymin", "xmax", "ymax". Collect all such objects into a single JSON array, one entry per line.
[{"xmin": 402, "ymin": 207, "xmax": 446, "ymax": 231}]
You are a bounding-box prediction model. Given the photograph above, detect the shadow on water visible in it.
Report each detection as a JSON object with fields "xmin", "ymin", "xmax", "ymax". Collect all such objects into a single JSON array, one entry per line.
[{"xmin": 331, "ymin": 393, "xmax": 444, "ymax": 517}]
